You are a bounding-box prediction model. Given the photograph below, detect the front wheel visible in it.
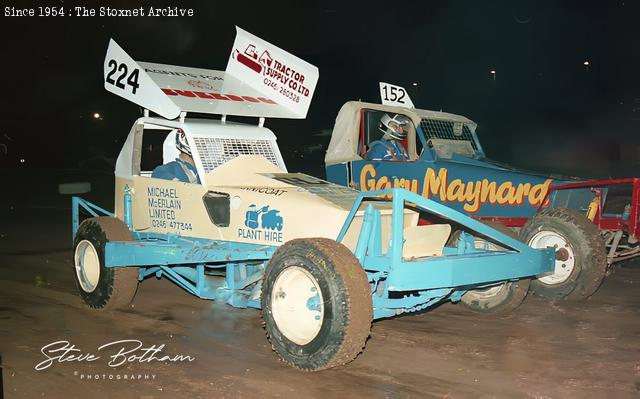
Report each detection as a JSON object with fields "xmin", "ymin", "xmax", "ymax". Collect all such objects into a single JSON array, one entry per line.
[
  {"xmin": 261, "ymin": 238, "xmax": 372, "ymax": 371},
  {"xmin": 520, "ymin": 208, "xmax": 607, "ymax": 300}
]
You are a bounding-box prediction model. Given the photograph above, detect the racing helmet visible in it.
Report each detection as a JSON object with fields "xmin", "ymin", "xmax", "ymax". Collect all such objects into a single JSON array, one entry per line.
[
  {"xmin": 379, "ymin": 113, "xmax": 411, "ymax": 140},
  {"xmin": 174, "ymin": 129, "xmax": 192, "ymax": 157}
]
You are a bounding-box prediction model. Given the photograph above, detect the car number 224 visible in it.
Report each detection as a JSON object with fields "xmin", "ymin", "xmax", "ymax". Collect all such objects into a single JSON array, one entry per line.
[{"xmin": 105, "ymin": 59, "xmax": 140, "ymax": 94}]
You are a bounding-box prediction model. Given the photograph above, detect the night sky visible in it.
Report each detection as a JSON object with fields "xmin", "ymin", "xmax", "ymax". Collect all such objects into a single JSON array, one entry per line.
[{"xmin": 1, "ymin": 0, "xmax": 638, "ymax": 179}]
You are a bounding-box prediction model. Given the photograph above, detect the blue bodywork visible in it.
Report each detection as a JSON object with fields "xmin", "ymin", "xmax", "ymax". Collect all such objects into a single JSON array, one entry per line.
[
  {"xmin": 72, "ymin": 187, "xmax": 554, "ymax": 320},
  {"xmin": 325, "ymin": 119, "xmax": 585, "ymax": 219}
]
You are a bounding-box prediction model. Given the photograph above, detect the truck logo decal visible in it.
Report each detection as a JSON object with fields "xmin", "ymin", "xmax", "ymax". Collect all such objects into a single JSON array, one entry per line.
[
  {"xmin": 231, "ymin": 43, "xmax": 312, "ymax": 102},
  {"xmin": 238, "ymin": 204, "xmax": 284, "ymax": 243},
  {"xmin": 360, "ymin": 165, "xmax": 553, "ymax": 213}
]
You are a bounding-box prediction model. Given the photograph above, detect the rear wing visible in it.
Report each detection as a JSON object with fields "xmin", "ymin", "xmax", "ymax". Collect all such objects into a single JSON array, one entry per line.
[{"xmin": 104, "ymin": 27, "xmax": 319, "ymax": 120}]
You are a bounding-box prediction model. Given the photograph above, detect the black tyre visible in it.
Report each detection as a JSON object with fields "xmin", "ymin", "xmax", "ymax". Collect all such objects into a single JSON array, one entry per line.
[
  {"xmin": 452, "ymin": 222, "xmax": 530, "ymax": 314},
  {"xmin": 261, "ymin": 238, "xmax": 372, "ymax": 371},
  {"xmin": 520, "ymin": 207, "xmax": 607, "ymax": 300},
  {"xmin": 73, "ymin": 217, "xmax": 139, "ymax": 310}
]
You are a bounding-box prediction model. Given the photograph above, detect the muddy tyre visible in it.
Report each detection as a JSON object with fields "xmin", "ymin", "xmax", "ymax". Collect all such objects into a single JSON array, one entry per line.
[
  {"xmin": 73, "ymin": 217, "xmax": 139, "ymax": 310},
  {"xmin": 454, "ymin": 222, "xmax": 530, "ymax": 314},
  {"xmin": 261, "ymin": 238, "xmax": 372, "ymax": 371},
  {"xmin": 520, "ymin": 208, "xmax": 606, "ymax": 300}
]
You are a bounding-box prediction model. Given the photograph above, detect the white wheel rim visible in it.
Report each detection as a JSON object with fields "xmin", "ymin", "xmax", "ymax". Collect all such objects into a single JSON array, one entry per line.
[
  {"xmin": 74, "ymin": 240, "xmax": 100, "ymax": 293},
  {"xmin": 528, "ymin": 231, "xmax": 575, "ymax": 285},
  {"xmin": 271, "ymin": 266, "xmax": 324, "ymax": 345}
]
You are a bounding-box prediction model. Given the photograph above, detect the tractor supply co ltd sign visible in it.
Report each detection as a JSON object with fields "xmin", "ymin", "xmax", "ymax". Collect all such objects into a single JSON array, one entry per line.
[{"xmin": 227, "ymin": 27, "xmax": 318, "ymax": 118}]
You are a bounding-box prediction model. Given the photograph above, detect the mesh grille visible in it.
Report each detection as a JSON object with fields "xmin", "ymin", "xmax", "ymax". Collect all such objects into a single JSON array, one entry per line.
[
  {"xmin": 420, "ymin": 119, "xmax": 478, "ymax": 150},
  {"xmin": 192, "ymin": 137, "xmax": 280, "ymax": 173}
]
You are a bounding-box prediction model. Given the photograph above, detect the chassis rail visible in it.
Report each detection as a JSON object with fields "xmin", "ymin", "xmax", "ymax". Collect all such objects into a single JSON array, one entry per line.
[{"xmin": 72, "ymin": 187, "xmax": 554, "ymax": 319}]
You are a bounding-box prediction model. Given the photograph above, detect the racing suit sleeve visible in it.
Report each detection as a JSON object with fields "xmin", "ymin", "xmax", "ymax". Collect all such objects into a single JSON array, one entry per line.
[
  {"xmin": 366, "ymin": 140, "xmax": 393, "ymax": 161},
  {"xmin": 151, "ymin": 161, "xmax": 188, "ymax": 182}
]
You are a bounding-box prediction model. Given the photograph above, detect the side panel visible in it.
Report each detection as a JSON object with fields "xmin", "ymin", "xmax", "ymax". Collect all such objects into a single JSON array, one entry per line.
[
  {"xmin": 212, "ymin": 187, "xmax": 417, "ymax": 252},
  {"xmin": 115, "ymin": 176, "xmax": 417, "ymax": 251},
  {"xmin": 350, "ymin": 159, "xmax": 554, "ymax": 218},
  {"xmin": 128, "ymin": 176, "xmax": 214, "ymax": 238},
  {"xmin": 325, "ymin": 163, "xmax": 349, "ymax": 187}
]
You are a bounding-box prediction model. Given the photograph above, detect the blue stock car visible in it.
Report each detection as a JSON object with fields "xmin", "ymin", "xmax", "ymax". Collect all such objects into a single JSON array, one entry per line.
[{"xmin": 326, "ymin": 101, "xmax": 640, "ymax": 301}]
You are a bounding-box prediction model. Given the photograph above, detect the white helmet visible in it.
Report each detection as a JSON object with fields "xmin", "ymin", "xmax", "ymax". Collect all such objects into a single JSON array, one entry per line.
[
  {"xmin": 379, "ymin": 113, "xmax": 411, "ymax": 140},
  {"xmin": 175, "ymin": 129, "xmax": 192, "ymax": 157}
]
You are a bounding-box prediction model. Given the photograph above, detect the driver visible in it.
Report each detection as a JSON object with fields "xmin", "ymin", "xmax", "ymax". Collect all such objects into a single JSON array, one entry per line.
[
  {"xmin": 366, "ymin": 113, "xmax": 411, "ymax": 161},
  {"xmin": 152, "ymin": 129, "xmax": 200, "ymax": 184}
]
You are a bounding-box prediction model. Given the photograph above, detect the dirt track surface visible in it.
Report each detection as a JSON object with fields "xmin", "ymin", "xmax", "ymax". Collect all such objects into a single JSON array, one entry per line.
[{"xmin": 1, "ymin": 191, "xmax": 640, "ymax": 398}]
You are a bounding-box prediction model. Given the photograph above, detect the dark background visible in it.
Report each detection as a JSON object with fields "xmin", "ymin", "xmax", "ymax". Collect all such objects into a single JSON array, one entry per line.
[{"xmin": 0, "ymin": 0, "xmax": 638, "ymax": 179}]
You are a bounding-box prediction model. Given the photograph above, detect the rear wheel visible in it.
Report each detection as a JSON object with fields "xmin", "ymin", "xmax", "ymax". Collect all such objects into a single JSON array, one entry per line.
[
  {"xmin": 73, "ymin": 217, "xmax": 139, "ymax": 310},
  {"xmin": 453, "ymin": 222, "xmax": 530, "ymax": 314},
  {"xmin": 520, "ymin": 208, "xmax": 607, "ymax": 300},
  {"xmin": 261, "ymin": 238, "xmax": 372, "ymax": 371}
]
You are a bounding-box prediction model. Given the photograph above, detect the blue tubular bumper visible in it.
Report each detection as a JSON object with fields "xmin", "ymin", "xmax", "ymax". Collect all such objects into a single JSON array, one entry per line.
[
  {"xmin": 384, "ymin": 250, "xmax": 554, "ymax": 291},
  {"xmin": 71, "ymin": 197, "xmax": 114, "ymax": 240},
  {"xmin": 337, "ymin": 188, "xmax": 555, "ymax": 292}
]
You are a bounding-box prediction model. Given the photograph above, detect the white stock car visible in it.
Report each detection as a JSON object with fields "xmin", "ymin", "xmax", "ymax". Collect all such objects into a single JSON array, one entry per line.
[{"xmin": 71, "ymin": 28, "xmax": 554, "ymax": 371}]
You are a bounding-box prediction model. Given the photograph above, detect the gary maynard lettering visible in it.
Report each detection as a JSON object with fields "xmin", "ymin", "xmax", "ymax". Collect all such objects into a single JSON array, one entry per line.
[
  {"xmin": 360, "ymin": 165, "xmax": 553, "ymax": 213},
  {"xmin": 35, "ymin": 340, "xmax": 195, "ymax": 371}
]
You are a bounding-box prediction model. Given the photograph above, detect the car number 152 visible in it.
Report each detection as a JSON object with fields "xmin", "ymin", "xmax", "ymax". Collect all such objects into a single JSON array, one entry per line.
[{"xmin": 381, "ymin": 85, "xmax": 407, "ymax": 104}]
